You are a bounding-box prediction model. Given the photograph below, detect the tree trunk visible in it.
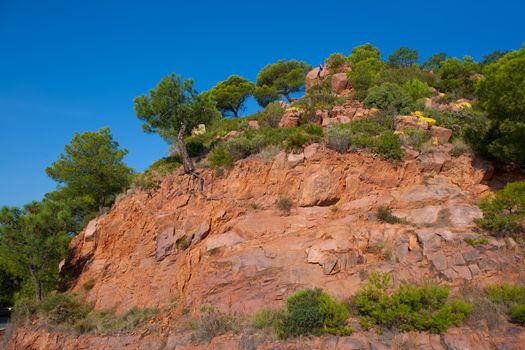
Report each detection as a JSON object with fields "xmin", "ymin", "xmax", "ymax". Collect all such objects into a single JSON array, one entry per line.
[
  {"xmin": 29, "ymin": 266, "xmax": 42, "ymax": 301},
  {"xmin": 177, "ymin": 123, "xmax": 195, "ymax": 173}
]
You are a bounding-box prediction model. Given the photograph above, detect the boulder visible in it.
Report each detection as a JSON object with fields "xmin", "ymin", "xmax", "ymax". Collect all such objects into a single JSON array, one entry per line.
[
  {"xmin": 431, "ymin": 125, "xmax": 453, "ymax": 144},
  {"xmin": 278, "ymin": 109, "xmax": 301, "ymax": 128},
  {"xmin": 306, "ymin": 67, "xmax": 322, "ymax": 92},
  {"xmin": 247, "ymin": 120, "xmax": 259, "ymax": 129},
  {"xmin": 331, "ymin": 73, "xmax": 349, "ymax": 94}
]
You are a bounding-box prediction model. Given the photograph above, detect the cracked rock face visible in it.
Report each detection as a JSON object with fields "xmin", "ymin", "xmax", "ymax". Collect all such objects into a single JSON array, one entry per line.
[{"xmin": 9, "ymin": 146, "xmax": 525, "ymax": 350}]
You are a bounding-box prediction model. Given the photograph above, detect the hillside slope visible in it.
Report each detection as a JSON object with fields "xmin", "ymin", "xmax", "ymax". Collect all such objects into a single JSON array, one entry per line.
[{"xmin": 6, "ymin": 144, "xmax": 525, "ymax": 349}]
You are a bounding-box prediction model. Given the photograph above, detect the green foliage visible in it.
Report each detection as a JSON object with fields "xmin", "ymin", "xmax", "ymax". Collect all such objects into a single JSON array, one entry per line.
[
  {"xmin": 482, "ymin": 50, "xmax": 511, "ymax": 66},
  {"xmin": 438, "ymin": 56, "xmax": 480, "ymax": 98},
  {"xmin": 476, "ymin": 48, "xmax": 525, "ymax": 165},
  {"xmin": 261, "ymin": 101, "xmax": 285, "ymax": 128},
  {"xmin": 250, "ymin": 308, "xmax": 280, "ymax": 330},
  {"xmin": 190, "ymin": 305, "xmax": 237, "ymax": 343},
  {"xmin": 276, "ymin": 197, "xmax": 292, "ymax": 215},
  {"xmin": 404, "ymin": 79, "xmax": 433, "ymax": 100},
  {"xmin": 476, "ymin": 180, "xmax": 525, "ymax": 236},
  {"xmin": 0, "ymin": 265, "xmax": 20, "ymax": 307},
  {"xmin": 388, "ymin": 46, "xmax": 419, "ymax": 68},
  {"xmin": 463, "ymin": 237, "xmax": 489, "ymax": 246},
  {"xmin": 402, "ymin": 127, "xmax": 431, "ymax": 151},
  {"xmin": 510, "ymin": 304, "xmax": 525, "ymax": 325},
  {"xmin": 134, "ymin": 73, "xmax": 220, "ymax": 172},
  {"xmin": 0, "ymin": 201, "xmax": 72, "ymax": 301},
  {"xmin": 326, "ymin": 120, "xmax": 403, "ymax": 161},
  {"xmin": 348, "ymin": 43, "xmax": 381, "ymax": 67},
  {"xmin": 207, "ymin": 125, "xmax": 321, "ymax": 168},
  {"xmin": 422, "ymin": 52, "xmax": 447, "ymax": 71},
  {"xmin": 273, "ymin": 288, "xmax": 351, "ymax": 339},
  {"xmin": 132, "ymin": 156, "xmax": 181, "ymax": 190},
  {"xmin": 13, "ymin": 292, "xmax": 158, "ymax": 334},
  {"xmin": 352, "ymin": 272, "xmax": 472, "ymax": 333},
  {"xmin": 296, "ymin": 80, "xmax": 341, "ymax": 121},
  {"xmin": 255, "ymin": 59, "xmax": 312, "ymax": 106},
  {"xmin": 347, "ymin": 57, "xmax": 384, "ymax": 100},
  {"xmin": 45, "ymin": 127, "xmax": 133, "ymax": 215},
  {"xmin": 376, "ymin": 206, "xmax": 401, "ymax": 224},
  {"xmin": 486, "ymin": 283, "xmax": 525, "ymax": 326},
  {"xmin": 364, "ymin": 82, "xmax": 414, "ymax": 114},
  {"xmin": 326, "ymin": 53, "xmax": 346, "ymax": 72},
  {"xmin": 209, "ymin": 75, "xmax": 255, "ymax": 118}
]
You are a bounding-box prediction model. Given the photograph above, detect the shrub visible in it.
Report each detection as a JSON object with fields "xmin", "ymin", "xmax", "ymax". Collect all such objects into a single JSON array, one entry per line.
[
  {"xmin": 404, "ymin": 79, "xmax": 433, "ymax": 101},
  {"xmin": 39, "ymin": 293, "xmax": 91, "ymax": 327},
  {"xmin": 364, "ymin": 82, "xmax": 414, "ymax": 114},
  {"xmin": 510, "ymin": 304, "xmax": 525, "ymax": 325},
  {"xmin": 374, "ymin": 131, "xmax": 404, "ymax": 161},
  {"xmin": 251, "ymin": 307, "xmax": 281, "ymax": 330},
  {"xmin": 476, "ymin": 180, "xmax": 525, "ymax": 237},
  {"xmin": 261, "ymin": 101, "xmax": 285, "ymax": 128},
  {"xmin": 326, "ymin": 53, "xmax": 346, "ymax": 72},
  {"xmin": 376, "ymin": 206, "xmax": 401, "ymax": 224},
  {"xmin": 486, "ymin": 284, "xmax": 525, "ymax": 326},
  {"xmin": 190, "ymin": 305, "xmax": 237, "ymax": 343},
  {"xmin": 208, "ymin": 145, "xmax": 235, "ymax": 168},
  {"xmin": 326, "ymin": 121, "xmax": 403, "ymax": 161},
  {"xmin": 348, "ymin": 57, "xmax": 384, "ymax": 100},
  {"xmin": 402, "ymin": 127, "xmax": 431, "ymax": 151},
  {"xmin": 352, "ymin": 272, "xmax": 472, "ymax": 333},
  {"xmin": 277, "ymin": 197, "xmax": 293, "ymax": 215},
  {"xmin": 273, "ymin": 288, "xmax": 351, "ymax": 339},
  {"xmin": 463, "ymin": 237, "xmax": 489, "ymax": 246},
  {"xmin": 132, "ymin": 156, "xmax": 182, "ymax": 190}
]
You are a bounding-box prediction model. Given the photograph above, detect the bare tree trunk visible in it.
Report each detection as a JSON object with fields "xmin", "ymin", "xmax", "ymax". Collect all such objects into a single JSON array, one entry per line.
[
  {"xmin": 29, "ymin": 266, "xmax": 42, "ymax": 301},
  {"xmin": 177, "ymin": 123, "xmax": 195, "ymax": 173}
]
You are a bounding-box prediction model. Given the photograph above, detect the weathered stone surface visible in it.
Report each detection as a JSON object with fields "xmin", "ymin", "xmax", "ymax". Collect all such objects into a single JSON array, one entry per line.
[
  {"xmin": 431, "ymin": 125, "xmax": 453, "ymax": 144},
  {"xmin": 10, "ymin": 144, "xmax": 525, "ymax": 350},
  {"xmin": 331, "ymin": 73, "xmax": 349, "ymax": 94}
]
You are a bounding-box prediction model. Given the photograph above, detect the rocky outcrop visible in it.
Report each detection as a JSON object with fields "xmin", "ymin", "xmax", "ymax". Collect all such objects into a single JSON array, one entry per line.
[{"xmin": 7, "ymin": 144, "xmax": 525, "ymax": 349}]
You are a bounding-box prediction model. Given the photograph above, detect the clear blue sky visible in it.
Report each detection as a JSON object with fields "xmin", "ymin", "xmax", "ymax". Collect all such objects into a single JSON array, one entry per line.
[{"xmin": 1, "ymin": 0, "xmax": 524, "ymax": 206}]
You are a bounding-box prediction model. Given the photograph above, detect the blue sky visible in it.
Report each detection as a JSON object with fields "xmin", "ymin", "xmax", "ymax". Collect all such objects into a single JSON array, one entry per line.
[{"xmin": 1, "ymin": 0, "xmax": 524, "ymax": 206}]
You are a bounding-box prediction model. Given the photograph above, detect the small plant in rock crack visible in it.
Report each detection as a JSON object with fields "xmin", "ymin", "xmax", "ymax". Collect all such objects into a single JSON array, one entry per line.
[
  {"xmin": 276, "ymin": 197, "xmax": 293, "ymax": 215},
  {"xmin": 376, "ymin": 206, "xmax": 402, "ymax": 224}
]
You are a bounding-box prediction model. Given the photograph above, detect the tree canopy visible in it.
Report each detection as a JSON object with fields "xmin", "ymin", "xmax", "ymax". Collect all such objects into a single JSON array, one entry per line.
[
  {"xmin": 421, "ymin": 52, "xmax": 447, "ymax": 71},
  {"xmin": 0, "ymin": 200, "xmax": 72, "ymax": 300},
  {"xmin": 388, "ymin": 46, "xmax": 419, "ymax": 68},
  {"xmin": 476, "ymin": 47, "xmax": 525, "ymax": 164},
  {"xmin": 209, "ymin": 75, "xmax": 255, "ymax": 118},
  {"xmin": 348, "ymin": 43, "xmax": 381, "ymax": 67},
  {"xmin": 134, "ymin": 73, "xmax": 219, "ymax": 173},
  {"xmin": 254, "ymin": 59, "xmax": 311, "ymax": 106},
  {"xmin": 46, "ymin": 127, "xmax": 133, "ymax": 215}
]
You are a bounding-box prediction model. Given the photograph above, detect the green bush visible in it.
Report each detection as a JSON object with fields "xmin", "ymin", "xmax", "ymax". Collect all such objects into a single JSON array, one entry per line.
[
  {"xmin": 12, "ymin": 292, "xmax": 159, "ymax": 334},
  {"xmin": 510, "ymin": 304, "xmax": 525, "ymax": 325},
  {"xmin": 132, "ymin": 156, "xmax": 182, "ymax": 190},
  {"xmin": 326, "ymin": 53, "xmax": 347, "ymax": 72},
  {"xmin": 352, "ymin": 272, "xmax": 472, "ymax": 333},
  {"xmin": 376, "ymin": 206, "xmax": 401, "ymax": 224},
  {"xmin": 326, "ymin": 121, "xmax": 403, "ymax": 161},
  {"xmin": 348, "ymin": 57, "xmax": 384, "ymax": 100},
  {"xmin": 486, "ymin": 284, "xmax": 525, "ymax": 326},
  {"xmin": 208, "ymin": 145, "xmax": 234, "ymax": 168},
  {"xmin": 250, "ymin": 308, "xmax": 281, "ymax": 330},
  {"xmin": 273, "ymin": 288, "xmax": 351, "ymax": 339},
  {"xmin": 476, "ymin": 180, "xmax": 525, "ymax": 237},
  {"xmin": 402, "ymin": 127, "xmax": 431, "ymax": 151},
  {"xmin": 374, "ymin": 131, "xmax": 404, "ymax": 161},
  {"xmin": 261, "ymin": 101, "xmax": 285, "ymax": 128},
  {"xmin": 364, "ymin": 82, "xmax": 414, "ymax": 114},
  {"xmin": 463, "ymin": 237, "xmax": 489, "ymax": 246},
  {"xmin": 404, "ymin": 79, "xmax": 433, "ymax": 101}
]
